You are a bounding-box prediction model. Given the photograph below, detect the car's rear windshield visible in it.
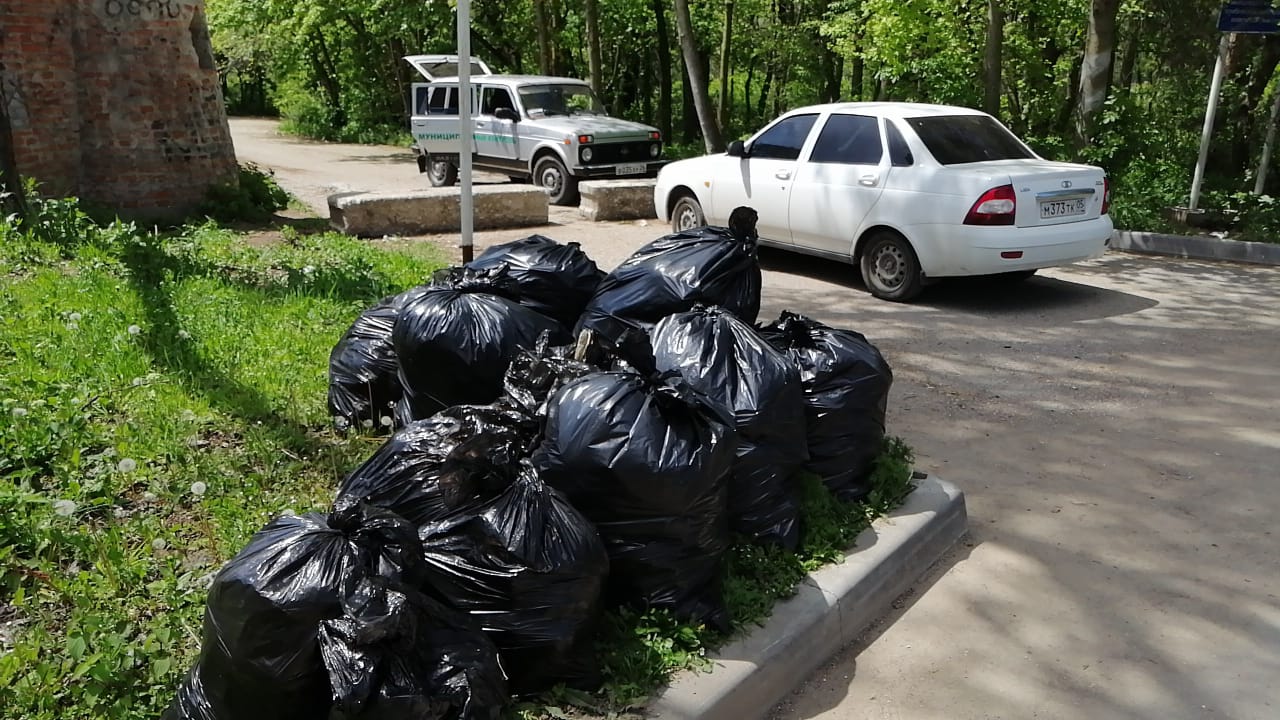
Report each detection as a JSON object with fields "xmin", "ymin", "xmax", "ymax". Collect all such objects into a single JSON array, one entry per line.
[{"xmin": 906, "ymin": 115, "xmax": 1034, "ymax": 165}]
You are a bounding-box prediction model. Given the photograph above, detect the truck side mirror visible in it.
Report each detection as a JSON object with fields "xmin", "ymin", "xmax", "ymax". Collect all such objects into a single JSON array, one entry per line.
[
  {"xmin": 727, "ymin": 140, "xmax": 747, "ymax": 157},
  {"xmin": 495, "ymin": 107, "xmax": 520, "ymax": 123}
]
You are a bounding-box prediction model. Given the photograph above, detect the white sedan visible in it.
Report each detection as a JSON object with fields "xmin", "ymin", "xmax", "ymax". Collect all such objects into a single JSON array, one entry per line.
[{"xmin": 653, "ymin": 102, "xmax": 1113, "ymax": 301}]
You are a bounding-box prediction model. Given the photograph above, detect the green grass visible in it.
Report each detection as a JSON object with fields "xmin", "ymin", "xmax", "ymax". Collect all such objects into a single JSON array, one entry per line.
[
  {"xmin": 0, "ymin": 202, "xmax": 447, "ymax": 719},
  {"xmin": 0, "ymin": 196, "xmax": 917, "ymax": 720}
]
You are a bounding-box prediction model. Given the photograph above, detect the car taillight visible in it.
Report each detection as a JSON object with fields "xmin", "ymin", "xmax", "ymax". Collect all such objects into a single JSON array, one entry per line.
[
  {"xmin": 964, "ymin": 184, "xmax": 1017, "ymax": 226},
  {"xmin": 1102, "ymin": 177, "xmax": 1111, "ymax": 215}
]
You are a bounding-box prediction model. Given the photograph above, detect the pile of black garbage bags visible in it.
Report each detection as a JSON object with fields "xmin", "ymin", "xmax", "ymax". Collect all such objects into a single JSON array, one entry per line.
[{"xmin": 167, "ymin": 208, "xmax": 894, "ymax": 720}]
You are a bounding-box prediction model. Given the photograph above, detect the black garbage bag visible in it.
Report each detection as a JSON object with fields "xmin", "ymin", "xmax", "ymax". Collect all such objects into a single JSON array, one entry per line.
[
  {"xmin": 651, "ymin": 306, "xmax": 809, "ymax": 549},
  {"xmin": 335, "ymin": 404, "xmax": 535, "ymax": 527},
  {"xmin": 328, "ymin": 287, "xmax": 429, "ymax": 431},
  {"xmin": 393, "ymin": 267, "xmax": 571, "ymax": 420},
  {"xmin": 418, "ymin": 460, "xmax": 609, "ymax": 695},
  {"xmin": 466, "ymin": 235, "xmax": 605, "ymax": 327},
  {"xmin": 500, "ymin": 334, "xmax": 597, "ymax": 420},
  {"xmin": 574, "ymin": 206, "xmax": 762, "ymax": 344},
  {"xmin": 758, "ymin": 312, "xmax": 893, "ymax": 502},
  {"xmin": 320, "ymin": 576, "xmax": 508, "ymax": 720},
  {"xmin": 532, "ymin": 334, "xmax": 737, "ymax": 631},
  {"xmin": 163, "ymin": 504, "xmax": 427, "ymax": 720}
]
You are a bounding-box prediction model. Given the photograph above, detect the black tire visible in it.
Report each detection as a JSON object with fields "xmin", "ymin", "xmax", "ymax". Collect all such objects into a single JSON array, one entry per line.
[
  {"xmin": 533, "ymin": 155, "xmax": 579, "ymax": 205},
  {"xmin": 859, "ymin": 231, "xmax": 925, "ymax": 302},
  {"xmin": 670, "ymin": 194, "xmax": 705, "ymax": 233},
  {"xmin": 507, "ymin": 175, "xmax": 527, "ymax": 184},
  {"xmin": 426, "ymin": 156, "xmax": 457, "ymax": 187}
]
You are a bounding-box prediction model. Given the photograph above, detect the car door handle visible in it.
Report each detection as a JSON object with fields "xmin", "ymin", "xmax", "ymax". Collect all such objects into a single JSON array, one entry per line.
[
  {"xmin": 476, "ymin": 121, "xmax": 487, "ymax": 128},
  {"xmin": 859, "ymin": 173, "xmax": 879, "ymax": 187},
  {"xmin": 775, "ymin": 170, "xmax": 792, "ymax": 180}
]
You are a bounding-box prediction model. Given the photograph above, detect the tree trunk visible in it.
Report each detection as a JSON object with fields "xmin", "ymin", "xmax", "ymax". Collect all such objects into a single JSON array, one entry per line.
[
  {"xmin": 533, "ymin": 0, "xmax": 552, "ymax": 75},
  {"xmin": 585, "ymin": 0, "xmax": 604, "ymax": 96},
  {"xmin": 0, "ymin": 84, "xmax": 32, "ymax": 226},
  {"xmin": 984, "ymin": 0, "xmax": 1004, "ymax": 115},
  {"xmin": 652, "ymin": 0, "xmax": 674, "ymax": 140},
  {"xmin": 674, "ymin": 0, "xmax": 724, "ymax": 152},
  {"xmin": 718, "ymin": 1, "xmax": 734, "ymax": 132},
  {"xmin": 757, "ymin": 63, "xmax": 773, "ymax": 121},
  {"xmin": 1073, "ymin": 0, "xmax": 1121, "ymax": 147},
  {"xmin": 850, "ymin": 48, "xmax": 864, "ymax": 101}
]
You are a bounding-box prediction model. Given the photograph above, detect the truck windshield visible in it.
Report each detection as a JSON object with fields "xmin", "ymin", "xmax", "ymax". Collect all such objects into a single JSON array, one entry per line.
[{"xmin": 518, "ymin": 84, "xmax": 605, "ymax": 117}]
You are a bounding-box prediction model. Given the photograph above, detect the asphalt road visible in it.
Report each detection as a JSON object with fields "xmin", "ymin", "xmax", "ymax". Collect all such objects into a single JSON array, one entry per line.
[{"xmin": 231, "ymin": 118, "xmax": 1280, "ymax": 720}]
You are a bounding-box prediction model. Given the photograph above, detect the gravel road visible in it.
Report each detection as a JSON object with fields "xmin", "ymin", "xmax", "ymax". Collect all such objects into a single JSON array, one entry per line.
[{"xmin": 232, "ymin": 118, "xmax": 1280, "ymax": 720}]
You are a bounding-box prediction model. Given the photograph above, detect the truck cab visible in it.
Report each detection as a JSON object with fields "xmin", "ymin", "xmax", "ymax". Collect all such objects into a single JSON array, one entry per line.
[{"xmin": 406, "ymin": 54, "xmax": 666, "ymax": 205}]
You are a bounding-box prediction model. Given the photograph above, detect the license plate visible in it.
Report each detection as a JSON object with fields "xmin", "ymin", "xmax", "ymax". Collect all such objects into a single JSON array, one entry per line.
[
  {"xmin": 615, "ymin": 163, "xmax": 646, "ymax": 175},
  {"xmin": 1039, "ymin": 198, "xmax": 1086, "ymax": 219}
]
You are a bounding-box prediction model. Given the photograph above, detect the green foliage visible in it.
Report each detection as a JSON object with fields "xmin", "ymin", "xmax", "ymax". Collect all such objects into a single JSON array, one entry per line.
[
  {"xmin": 197, "ymin": 164, "xmax": 291, "ymax": 223},
  {"xmin": 1201, "ymin": 190, "xmax": 1280, "ymax": 243},
  {"xmin": 0, "ymin": 212, "xmax": 447, "ymax": 720}
]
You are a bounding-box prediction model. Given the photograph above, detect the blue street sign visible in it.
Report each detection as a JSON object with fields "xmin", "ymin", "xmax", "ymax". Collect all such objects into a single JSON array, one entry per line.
[{"xmin": 1219, "ymin": 0, "xmax": 1280, "ymax": 34}]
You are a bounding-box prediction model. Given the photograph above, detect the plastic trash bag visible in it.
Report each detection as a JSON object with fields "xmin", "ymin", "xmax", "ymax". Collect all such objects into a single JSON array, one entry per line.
[
  {"xmin": 164, "ymin": 504, "xmax": 427, "ymax": 720},
  {"xmin": 758, "ymin": 312, "xmax": 893, "ymax": 502},
  {"xmin": 335, "ymin": 404, "xmax": 535, "ymax": 528},
  {"xmin": 466, "ymin": 235, "xmax": 605, "ymax": 327},
  {"xmin": 393, "ymin": 267, "xmax": 571, "ymax": 420},
  {"xmin": 328, "ymin": 287, "xmax": 428, "ymax": 431},
  {"xmin": 574, "ymin": 207, "xmax": 762, "ymax": 344},
  {"xmin": 500, "ymin": 334, "xmax": 597, "ymax": 420},
  {"xmin": 533, "ymin": 334, "xmax": 737, "ymax": 631},
  {"xmin": 418, "ymin": 461, "xmax": 609, "ymax": 695},
  {"xmin": 320, "ymin": 576, "xmax": 508, "ymax": 720},
  {"xmin": 652, "ymin": 306, "xmax": 809, "ymax": 549}
]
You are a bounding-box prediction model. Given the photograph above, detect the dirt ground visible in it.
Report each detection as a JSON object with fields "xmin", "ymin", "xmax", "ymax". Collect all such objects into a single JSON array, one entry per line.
[{"xmin": 232, "ymin": 118, "xmax": 1280, "ymax": 720}]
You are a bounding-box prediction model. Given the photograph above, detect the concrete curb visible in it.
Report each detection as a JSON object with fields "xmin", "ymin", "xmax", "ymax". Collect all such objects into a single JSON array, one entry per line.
[
  {"xmin": 648, "ymin": 476, "xmax": 968, "ymax": 720},
  {"xmin": 1111, "ymin": 230, "xmax": 1280, "ymax": 266}
]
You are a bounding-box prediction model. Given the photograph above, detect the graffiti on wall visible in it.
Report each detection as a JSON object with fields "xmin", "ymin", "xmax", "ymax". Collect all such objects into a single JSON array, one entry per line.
[{"xmin": 102, "ymin": 0, "xmax": 184, "ymax": 20}]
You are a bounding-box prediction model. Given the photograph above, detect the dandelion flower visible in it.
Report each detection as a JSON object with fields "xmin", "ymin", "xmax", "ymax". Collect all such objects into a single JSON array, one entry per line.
[
  {"xmin": 127, "ymin": 324, "xmax": 141, "ymax": 335},
  {"xmin": 117, "ymin": 458, "xmax": 138, "ymax": 473},
  {"xmin": 361, "ymin": 418, "xmax": 374, "ymax": 429},
  {"xmin": 302, "ymin": 265, "xmax": 316, "ymax": 276},
  {"xmin": 69, "ymin": 312, "xmax": 82, "ymax": 322},
  {"xmin": 177, "ymin": 329, "xmax": 191, "ymax": 340},
  {"xmin": 31, "ymin": 399, "xmax": 45, "ymax": 408},
  {"xmin": 190, "ymin": 481, "xmax": 207, "ymax": 497},
  {"xmin": 113, "ymin": 507, "xmax": 129, "ymax": 519},
  {"xmin": 67, "ymin": 322, "xmax": 79, "ymax": 330},
  {"xmin": 131, "ymin": 377, "xmax": 145, "ymax": 387},
  {"xmin": 142, "ymin": 491, "xmax": 158, "ymax": 502},
  {"xmin": 152, "ymin": 538, "xmax": 167, "ymax": 551},
  {"xmin": 334, "ymin": 417, "xmax": 350, "ymax": 430},
  {"xmin": 11, "ymin": 407, "xmax": 27, "ymax": 418},
  {"xmin": 53, "ymin": 499, "xmax": 77, "ymax": 517},
  {"xmin": 379, "ymin": 416, "xmax": 392, "ymax": 427}
]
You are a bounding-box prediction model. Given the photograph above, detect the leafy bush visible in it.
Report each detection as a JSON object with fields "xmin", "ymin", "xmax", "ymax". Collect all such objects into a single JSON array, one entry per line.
[{"xmin": 197, "ymin": 164, "xmax": 291, "ymax": 223}]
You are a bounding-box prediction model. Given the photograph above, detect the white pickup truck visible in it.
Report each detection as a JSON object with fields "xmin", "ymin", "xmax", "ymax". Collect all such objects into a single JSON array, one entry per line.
[{"xmin": 405, "ymin": 55, "xmax": 667, "ymax": 205}]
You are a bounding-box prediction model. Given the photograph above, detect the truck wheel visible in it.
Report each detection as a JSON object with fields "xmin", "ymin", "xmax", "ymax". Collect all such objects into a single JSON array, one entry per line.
[
  {"xmin": 533, "ymin": 156, "xmax": 579, "ymax": 205},
  {"xmin": 427, "ymin": 156, "xmax": 457, "ymax": 187}
]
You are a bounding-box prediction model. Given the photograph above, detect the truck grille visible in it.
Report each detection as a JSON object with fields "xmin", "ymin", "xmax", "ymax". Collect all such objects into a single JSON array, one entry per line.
[{"xmin": 584, "ymin": 141, "xmax": 656, "ymax": 165}]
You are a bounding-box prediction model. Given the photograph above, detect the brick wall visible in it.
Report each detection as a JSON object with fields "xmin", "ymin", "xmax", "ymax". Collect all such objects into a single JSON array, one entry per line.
[{"xmin": 1, "ymin": 0, "xmax": 238, "ymax": 221}]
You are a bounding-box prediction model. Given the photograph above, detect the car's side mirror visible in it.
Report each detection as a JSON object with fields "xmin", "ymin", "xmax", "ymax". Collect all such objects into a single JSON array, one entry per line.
[
  {"xmin": 495, "ymin": 107, "xmax": 520, "ymax": 123},
  {"xmin": 727, "ymin": 140, "xmax": 747, "ymax": 157}
]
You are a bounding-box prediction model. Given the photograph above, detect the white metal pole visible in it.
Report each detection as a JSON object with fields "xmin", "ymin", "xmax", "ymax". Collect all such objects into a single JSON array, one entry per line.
[
  {"xmin": 1254, "ymin": 86, "xmax": 1280, "ymax": 195},
  {"xmin": 457, "ymin": 0, "xmax": 474, "ymax": 262},
  {"xmin": 1190, "ymin": 34, "xmax": 1232, "ymax": 212}
]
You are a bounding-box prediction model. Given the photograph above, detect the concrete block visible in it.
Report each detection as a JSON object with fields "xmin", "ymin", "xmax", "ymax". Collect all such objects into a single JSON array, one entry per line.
[
  {"xmin": 1111, "ymin": 230, "xmax": 1280, "ymax": 266},
  {"xmin": 648, "ymin": 476, "xmax": 968, "ymax": 720},
  {"xmin": 579, "ymin": 179, "xmax": 658, "ymax": 222},
  {"xmin": 328, "ymin": 185, "xmax": 548, "ymax": 237}
]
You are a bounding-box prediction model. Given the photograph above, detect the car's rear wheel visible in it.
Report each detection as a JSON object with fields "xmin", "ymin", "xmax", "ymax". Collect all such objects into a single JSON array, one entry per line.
[
  {"xmin": 533, "ymin": 156, "xmax": 579, "ymax": 205},
  {"xmin": 860, "ymin": 231, "xmax": 924, "ymax": 302},
  {"xmin": 427, "ymin": 156, "xmax": 457, "ymax": 187},
  {"xmin": 671, "ymin": 194, "xmax": 705, "ymax": 233}
]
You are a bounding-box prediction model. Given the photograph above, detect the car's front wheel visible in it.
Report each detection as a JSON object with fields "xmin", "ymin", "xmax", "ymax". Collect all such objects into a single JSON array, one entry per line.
[
  {"xmin": 426, "ymin": 156, "xmax": 457, "ymax": 187},
  {"xmin": 860, "ymin": 231, "xmax": 924, "ymax": 302},
  {"xmin": 533, "ymin": 156, "xmax": 579, "ymax": 205},
  {"xmin": 671, "ymin": 194, "xmax": 705, "ymax": 233}
]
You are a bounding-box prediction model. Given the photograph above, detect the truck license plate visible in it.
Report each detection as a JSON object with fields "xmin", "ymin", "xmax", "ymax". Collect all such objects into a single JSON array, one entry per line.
[
  {"xmin": 615, "ymin": 163, "xmax": 646, "ymax": 175},
  {"xmin": 1039, "ymin": 198, "xmax": 1086, "ymax": 219}
]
